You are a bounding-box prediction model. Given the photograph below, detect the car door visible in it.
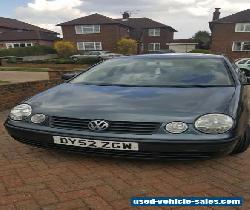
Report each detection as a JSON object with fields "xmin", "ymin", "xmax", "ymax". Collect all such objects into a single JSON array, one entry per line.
[{"xmin": 246, "ymin": 60, "xmax": 250, "ymax": 71}]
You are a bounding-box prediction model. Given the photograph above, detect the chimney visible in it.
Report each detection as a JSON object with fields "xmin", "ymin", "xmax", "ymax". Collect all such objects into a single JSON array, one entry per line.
[
  {"xmin": 212, "ymin": 8, "xmax": 221, "ymax": 21},
  {"xmin": 122, "ymin": 12, "xmax": 130, "ymax": 20}
]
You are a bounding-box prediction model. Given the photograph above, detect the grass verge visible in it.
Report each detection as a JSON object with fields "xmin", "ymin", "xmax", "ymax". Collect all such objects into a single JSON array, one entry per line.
[
  {"xmin": 0, "ymin": 80, "xmax": 9, "ymax": 85},
  {"xmin": 0, "ymin": 67, "xmax": 50, "ymax": 72}
]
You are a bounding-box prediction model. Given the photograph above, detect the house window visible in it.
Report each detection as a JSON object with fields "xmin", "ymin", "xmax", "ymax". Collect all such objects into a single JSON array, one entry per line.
[
  {"xmin": 77, "ymin": 42, "xmax": 102, "ymax": 51},
  {"xmin": 148, "ymin": 29, "xmax": 160, "ymax": 36},
  {"xmin": 232, "ymin": 41, "xmax": 250, "ymax": 51},
  {"xmin": 6, "ymin": 43, "xmax": 33, "ymax": 49},
  {"xmin": 235, "ymin": 23, "xmax": 250, "ymax": 32},
  {"xmin": 75, "ymin": 25, "xmax": 100, "ymax": 34},
  {"xmin": 148, "ymin": 43, "xmax": 160, "ymax": 51}
]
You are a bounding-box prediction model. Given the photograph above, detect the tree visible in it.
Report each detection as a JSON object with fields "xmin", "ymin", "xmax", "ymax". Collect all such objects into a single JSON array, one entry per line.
[
  {"xmin": 54, "ymin": 41, "xmax": 76, "ymax": 57},
  {"xmin": 192, "ymin": 31, "xmax": 211, "ymax": 50},
  {"xmin": 117, "ymin": 38, "xmax": 137, "ymax": 55}
]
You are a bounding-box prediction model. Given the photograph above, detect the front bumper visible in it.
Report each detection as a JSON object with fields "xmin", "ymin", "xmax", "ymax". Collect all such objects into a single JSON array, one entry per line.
[{"xmin": 4, "ymin": 119, "xmax": 241, "ymax": 159}]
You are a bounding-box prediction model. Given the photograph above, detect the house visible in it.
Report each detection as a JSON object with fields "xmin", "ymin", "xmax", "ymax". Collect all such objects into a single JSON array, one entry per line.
[
  {"xmin": 57, "ymin": 12, "xmax": 177, "ymax": 53},
  {"xmin": 0, "ymin": 17, "xmax": 59, "ymax": 49},
  {"xmin": 210, "ymin": 8, "xmax": 250, "ymax": 60},
  {"xmin": 166, "ymin": 39, "xmax": 198, "ymax": 53}
]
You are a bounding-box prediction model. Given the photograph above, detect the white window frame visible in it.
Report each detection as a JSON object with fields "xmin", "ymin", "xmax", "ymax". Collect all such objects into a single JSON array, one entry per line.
[
  {"xmin": 148, "ymin": 28, "xmax": 160, "ymax": 36},
  {"xmin": 6, "ymin": 42, "xmax": 33, "ymax": 49},
  {"xmin": 75, "ymin": 25, "xmax": 100, "ymax": 34},
  {"xmin": 232, "ymin": 41, "xmax": 250, "ymax": 51},
  {"xmin": 77, "ymin": 42, "xmax": 102, "ymax": 51},
  {"xmin": 235, "ymin": 23, "xmax": 250, "ymax": 32},
  {"xmin": 148, "ymin": 43, "xmax": 160, "ymax": 51}
]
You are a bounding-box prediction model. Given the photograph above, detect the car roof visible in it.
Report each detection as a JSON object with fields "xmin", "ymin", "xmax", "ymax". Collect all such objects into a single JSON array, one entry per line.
[
  {"xmin": 122, "ymin": 53, "xmax": 225, "ymax": 59},
  {"xmin": 237, "ymin": 58, "xmax": 250, "ymax": 61}
]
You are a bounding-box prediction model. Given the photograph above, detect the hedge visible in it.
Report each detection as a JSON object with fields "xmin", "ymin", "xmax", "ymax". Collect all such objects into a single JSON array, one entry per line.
[
  {"xmin": 0, "ymin": 45, "xmax": 56, "ymax": 57},
  {"xmin": 25, "ymin": 57, "xmax": 102, "ymax": 65},
  {"xmin": 189, "ymin": 49, "xmax": 210, "ymax": 54},
  {"xmin": 75, "ymin": 57, "xmax": 103, "ymax": 65}
]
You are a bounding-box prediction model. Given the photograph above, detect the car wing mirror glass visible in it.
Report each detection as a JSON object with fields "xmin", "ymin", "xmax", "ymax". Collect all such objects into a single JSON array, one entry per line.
[{"xmin": 61, "ymin": 73, "xmax": 77, "ymax": 80}]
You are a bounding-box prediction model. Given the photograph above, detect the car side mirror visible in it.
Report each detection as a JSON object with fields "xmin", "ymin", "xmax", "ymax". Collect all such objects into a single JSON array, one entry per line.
[{"xmin": 61, "ymin": 73, "xmax": 77, "ymax": 80}]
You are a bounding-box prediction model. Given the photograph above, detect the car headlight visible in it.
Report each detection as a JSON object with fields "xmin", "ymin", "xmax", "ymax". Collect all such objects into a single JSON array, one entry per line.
[
  {"xmin": 165, "ymin": 121, "xmax": 188, "ymax": 134},
  {"xmin": 195, "ymin": 114, "xmax": 234, "ymax": 134},
  {"xmin": 10, "ymin": 104, "xmax": 32, "ymax": 121}
]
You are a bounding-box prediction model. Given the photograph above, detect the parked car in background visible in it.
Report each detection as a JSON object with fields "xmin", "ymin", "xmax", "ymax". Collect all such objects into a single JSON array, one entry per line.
[
  {"xmin": 235, "ymin": 58, "xmax": 250, "ymax": 76},
  {"xmin": 146, "ymin": 49, "xmax": 175, "ymax": 54},
  {"xmin": 4, "ymin": 54, "xmax": 250, "ymax": 159},
  {"xmin": 70, "ymin": 51, "xmax": 122, "ymax": 61}
]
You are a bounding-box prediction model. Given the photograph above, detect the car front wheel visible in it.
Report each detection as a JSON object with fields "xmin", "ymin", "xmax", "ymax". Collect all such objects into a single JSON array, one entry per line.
[{"xmin": 231, "ymin": 130, "xmax": 250, "ymax": 154}]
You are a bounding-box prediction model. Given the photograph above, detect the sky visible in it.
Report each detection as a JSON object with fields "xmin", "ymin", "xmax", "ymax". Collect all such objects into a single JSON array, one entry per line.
[{"xmin": 1, "ymin": 0, "xmax": 250, "ymax": 38}]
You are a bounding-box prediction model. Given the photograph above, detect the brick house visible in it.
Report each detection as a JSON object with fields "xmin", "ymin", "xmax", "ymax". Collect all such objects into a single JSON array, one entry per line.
[
  {"xmin": 57, "ymin": 13, "xmax": 176, "ymax": 53},
  {"xmin": 210, "ymin": 8, "xmax": 250, "ymax": 60},
  {"xmin": 0, "ymin": 17, "xmax": 59, "ymax": 49}
]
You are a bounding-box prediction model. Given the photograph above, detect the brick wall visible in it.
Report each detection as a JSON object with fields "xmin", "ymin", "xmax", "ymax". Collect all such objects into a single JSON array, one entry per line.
[
  {"xmin": 211, "ymin": 23, "xmax": 250, "ymax": 60},
  {"xmin": 141, "ymin": 28, "xmax": 174, "ymax": 52},
  {"xmin": 0, "ymin": 80, "xmax": 61, "ymax": 111},
  {"xmin": 62, "ymin": 24, "xmax": 129, "ymax": 52}
]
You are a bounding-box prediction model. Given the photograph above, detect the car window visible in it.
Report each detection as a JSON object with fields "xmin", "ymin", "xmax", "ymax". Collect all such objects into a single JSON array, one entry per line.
[
  {"xmin": 71, "ymin": 57, "xmax": 233, "ymax": 87},
  {"xmin": 247, "ymin": 60, "xmax": 250, "ymax": 65},
  {"xmin": 89, "ymin": 52, "xmax": 100, "ymax": 55},
  {"xmin": 238, "ymin": 59, "xmax": 248, "ymax": 64}
]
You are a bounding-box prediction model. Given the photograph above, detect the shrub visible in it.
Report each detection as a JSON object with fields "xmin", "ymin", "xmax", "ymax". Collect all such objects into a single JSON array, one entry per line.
[
  {"xmin": 23, "ymin": 57, "xmax": 102, "ymax": 65},
  {"xmin": 52, "ymin": 58, "xmax": 75, "ymax": 64},
  {"xmin": 117, "ymin": 38, "xmax": 137, "ymax": 55},
  {"xmin": 75, "ymin": 57, "xmax": 103, "ymax": 65},
  {"xmin": 54, "ymin": 41, "xmax": 76, "ymax": 58},
  {"xmin": 192, "ymin": 31, "xmax": 211, "ymax": 50},
  {"xmin": 0, "ymin": 45, "xmax": 56, "ymax": 57},
  {"xmin": 24, "ymin": 58, "xmax": 74, "ymax": 64},
  {"xmin": 189, "ymin": 49, "xmax": 210, "ymax": 54}
]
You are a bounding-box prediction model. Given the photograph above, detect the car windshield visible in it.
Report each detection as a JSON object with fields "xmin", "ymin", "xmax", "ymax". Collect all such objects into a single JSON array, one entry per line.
[
  {"xmin": 238, "ymin": 59, "xmax": 249, "ymax": 64},
  {"xmin": 70, "ymin": 57, "xmax": 234, "ymax": 87}
]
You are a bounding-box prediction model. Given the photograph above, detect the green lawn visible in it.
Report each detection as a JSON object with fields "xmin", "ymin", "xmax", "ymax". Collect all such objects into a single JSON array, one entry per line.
[
  {"xmin": 0, "ymin": 67, "xmax": 50, "ymax": 72},
  {"xmin": 0, "ymin": 80, "xmax": 9, "ymax": 84}
]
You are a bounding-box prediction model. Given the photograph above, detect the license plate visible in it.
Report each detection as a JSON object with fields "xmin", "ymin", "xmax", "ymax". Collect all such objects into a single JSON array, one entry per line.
[{"xmin": 53, "ymin": 136, "xmax": 139, "ymax": 151}]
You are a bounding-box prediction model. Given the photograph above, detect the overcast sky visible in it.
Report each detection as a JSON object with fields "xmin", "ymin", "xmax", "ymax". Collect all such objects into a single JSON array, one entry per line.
[{"xmin": 1, "ymin": 0, "xmax": 250, "ymax": 38}]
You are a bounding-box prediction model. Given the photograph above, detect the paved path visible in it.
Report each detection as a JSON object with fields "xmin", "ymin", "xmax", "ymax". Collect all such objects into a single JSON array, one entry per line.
[
  {"xmin": 0, "ymin": 110, "xmax": 249, "ymax": 210},
  {"xmin": 0, "ymin": 71, "xmax": 49, "ymax": 83}
]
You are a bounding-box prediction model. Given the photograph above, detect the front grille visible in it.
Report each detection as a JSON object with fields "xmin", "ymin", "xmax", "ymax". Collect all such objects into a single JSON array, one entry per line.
[{"xmin": 50, "ymin": 116, "xmax": 160, "ymax": 135}]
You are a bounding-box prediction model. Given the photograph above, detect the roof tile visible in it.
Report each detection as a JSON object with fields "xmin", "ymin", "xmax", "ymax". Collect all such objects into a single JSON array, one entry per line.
[
  {"xmin": 0, "ymin": 17, "xmax": 57, "ymax": 34},
  {"xmin": 212, "ymin": 9, "xmax": 250, "ymax": 23},
  {"xmin": 57, "ymin": 13, "xmax": 177, "ymax": 32},
  {"xmin": 0, "ymin": 30, "xmax": 60, "ymax": 41},
  {"xmin": 57, "ymin": 13, "xmax": 120, "ymax": 26}
]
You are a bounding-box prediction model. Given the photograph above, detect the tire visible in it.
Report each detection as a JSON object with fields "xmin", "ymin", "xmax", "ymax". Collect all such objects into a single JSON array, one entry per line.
[{"xmin": 231, "ymin": 130, "xmax": 250, "ymax": 154}]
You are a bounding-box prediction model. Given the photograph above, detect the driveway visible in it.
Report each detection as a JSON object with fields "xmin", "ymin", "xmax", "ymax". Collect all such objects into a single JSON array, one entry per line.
[
  {"xmin": 0, "ymin": 71, "xmax": 49, "ymax": 83},
  {"xmin": 0, "ymin": 109, "xmax": 249, "ymax": 210}
]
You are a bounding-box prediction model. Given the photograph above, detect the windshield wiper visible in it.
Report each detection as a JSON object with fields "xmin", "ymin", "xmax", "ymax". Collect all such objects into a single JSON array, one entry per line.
[
  {"xmin": 78, "ymin": 82, "xmax": 144, "ymax": 87},
  {"xmin": 75, "ymin": 82, "xmax": 234, "ymax": 88}
]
